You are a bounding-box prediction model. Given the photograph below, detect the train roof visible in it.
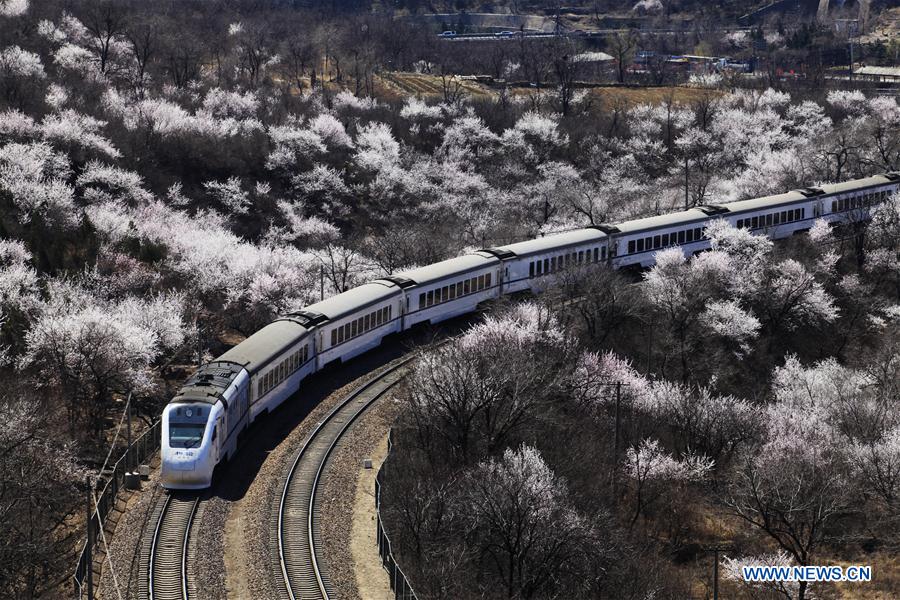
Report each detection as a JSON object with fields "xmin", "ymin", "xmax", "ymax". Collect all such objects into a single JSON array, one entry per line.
[
  {"xmin": 217, "ymin": 319, "xmax": 309, "ymax": 373},
  {"xmin": 395, "ymin": 252, "xmax": 499, "ymax": 286},
  {"xmin": 822, "ymin": 174, "xmax": 898, "ymax": 195},
  {"xmin": 172, "ymin": 361, "xmax": 244, "ymax": 405},
  {"xmin": 303, "ymin": 281, "xmax": 401, "ymax": 321},
  {"xmin": 614, "ymin": 208, "xmax": 713, "ymax": 234},
  {"xmin": 493, "ymin": 228, "xmax": 607, "ymax": 257},
  {"xmin": 723, "ymin": 190, "xmax": 807, "ymax": 214}
]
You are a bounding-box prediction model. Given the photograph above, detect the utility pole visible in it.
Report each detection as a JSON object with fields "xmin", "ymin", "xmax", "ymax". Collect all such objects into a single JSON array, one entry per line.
[
  {"xmin": 713, "ymin": 548, "xmax": 719, "ymax": 600},
  {"xmin": 196, "ymin": 318, "xmax": 202, "ymax": 368},
  {"xmin": 684, "ymin": 154, "xmax": 690, "ymax": 210},
  {"xmin": 320, "ymin": 265, "xmax": 325, "ymax": 301},
  {"xmin": 612, "ymin": 381, "xmax": 622, "ymax": 497},
  {"xmin": 85, "ymin": 475, "xmax": 93, "ymax": 600}
]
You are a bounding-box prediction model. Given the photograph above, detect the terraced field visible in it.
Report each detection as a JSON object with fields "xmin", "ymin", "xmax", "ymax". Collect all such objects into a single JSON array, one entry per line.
[{"xmin": 377, "ymin": 72, "xmax": 493, "ymax": 99}]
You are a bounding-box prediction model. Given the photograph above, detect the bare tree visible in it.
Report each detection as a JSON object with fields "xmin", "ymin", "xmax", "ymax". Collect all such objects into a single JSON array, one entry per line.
[
  {"xmin": 82, "ymin": 1, "xmax": 128, "ymax": 75},
  {"xmin": 125, "ymin": 17, "xmax": 158, "ymax": 98},
  {"xmin": 607, "ymin": 30, "xmax": 638, "ymax": 84}
]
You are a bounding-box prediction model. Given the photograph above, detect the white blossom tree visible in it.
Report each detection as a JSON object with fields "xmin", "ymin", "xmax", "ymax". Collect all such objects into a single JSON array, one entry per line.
[{"xmin": 462, "ymin": 445, "xmax": 597, "ymax": 599}]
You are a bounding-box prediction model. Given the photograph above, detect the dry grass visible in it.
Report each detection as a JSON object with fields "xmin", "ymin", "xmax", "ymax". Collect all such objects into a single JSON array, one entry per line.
[
  {"xmin": 377, "ymin": 71, "xmax": 720, "ymax": 108},
  {"xmin": 584, "ymin": 85, "xmax": 722, "ymax": 106}
]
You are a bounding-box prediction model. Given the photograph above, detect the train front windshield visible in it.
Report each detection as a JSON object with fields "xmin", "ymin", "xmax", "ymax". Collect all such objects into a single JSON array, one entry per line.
[{"xmin": 169, "ymin": 423, "xmax": 206, "ymax": 448}]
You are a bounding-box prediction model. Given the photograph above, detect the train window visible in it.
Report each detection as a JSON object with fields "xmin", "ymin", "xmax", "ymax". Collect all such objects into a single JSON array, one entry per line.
[
  {"xmin": 529, "ymin": 262, "xmax": 535, "ymax": 277},
  {"xmin": 351, "ymin": 320, "xmax": 358, "ymax": 337},
  {"xmin": 550, "ymin": 256, "xmax": 556, "ymax": 272},
  {"xmin": 628, "ymin": 240, "xmax": 635, "ymax": 254},
  {"xmin": 636, "ymin": 238, "xmax": 645, "ymax": 252},
  {"xmin": 486, "ymin": 272, "xmax": 492, "ymax": 287},
  {"xmin": 661, "ymin": 233, "xmax": 669, "ymax": 247},
  {"xmin": 364, "ymin": 314, "xmax": 370, "ymax": 331},
  {"xmin": 448, "ymin": 284, "xmax": 456, "ymax": 300},
  {"xmin": 280, "ymin": 362, "xmax": 285, "ymax": 381},
  {"xmin": 652, "ymin": 235, "xmax": 659, "ymax": 249},
  {"xmin": 831, "ymin": 201, "xmax": 837, "ymax": 212},
  {"xmin": 686, "ymin": 229, "xmax": 694, "ymax": 242},
  {"xmin": 694, "ymin": 228, "xmax": 702, "ymax": 240},
  {"xmin": 258, "ymin": 380, "xmax": 263, "ymax": 397},
  {"xmin": 427, "ymin": 290, "xmax": 434, "ymax": 306},
  {"xmin": 344, "ymin": 323, "xmax": 350, "ymax": 340},
  {"xmin": 419, "ymin": 293, "xmax": 425, "ymax": 308},
  {"xmin": 543, "ymin": 258, "xmax": 549, "ymax": 273},
  {"xmin": 601, "ymin": 247, "xmax": 607, "ymax": 259},
  {"xmin": 456, "ymin": 282, "xmax": 463, "ymax": 296},
  {"xmin": 800, "ymin": 208, "xmax": 805, "ymax": 219},
  {"xmin": 749, "ymin": 217, "xmax": 757, "ymax": 229},
  {"xmin": 464, "ymin": 279, "xmax": 470, "ymax": 294},
  {"xmin": 331, "ymin": 329, "xmax": 337, "ymax": 346},
  {"xmin": 476, "ymin": 274, "xmax": 484, "ymax": 290},
  {"xmin": 388, "ymin": 305, "xmax": 392, "ymax": 319},
  {"xmin": 444, "ymin": 285, "xmax": 450, "ymax": 301},
  {"xmin": 676, "ymin": 230, "xmax": 684, "ymax": 244}
]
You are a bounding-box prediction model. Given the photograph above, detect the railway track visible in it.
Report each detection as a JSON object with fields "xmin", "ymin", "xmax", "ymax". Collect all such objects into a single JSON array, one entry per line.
[
  {"xmin": 275, "ymin": 358, "xmax": 411, "ymax": 600},
  {"xmin": 145, "ymin": 494, "xmax": 200, "ymax": 600}
]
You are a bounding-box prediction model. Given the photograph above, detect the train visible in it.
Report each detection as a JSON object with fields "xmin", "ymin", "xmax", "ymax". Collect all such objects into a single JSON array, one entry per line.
[{"xmin": 161, "ymin": 172, "xmax": 900, "ymax": 489}]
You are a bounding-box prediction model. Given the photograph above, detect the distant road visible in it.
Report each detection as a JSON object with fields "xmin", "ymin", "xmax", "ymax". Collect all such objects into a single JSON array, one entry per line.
[{"xmin": 439, "ymin": 26, "xmax": 757, "ymax": 41}]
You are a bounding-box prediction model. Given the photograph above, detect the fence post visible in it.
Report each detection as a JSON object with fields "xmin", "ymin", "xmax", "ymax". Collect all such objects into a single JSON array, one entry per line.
[{"xmin": 126, "ymin": 395, "xmax": 132, "ymax": 472}]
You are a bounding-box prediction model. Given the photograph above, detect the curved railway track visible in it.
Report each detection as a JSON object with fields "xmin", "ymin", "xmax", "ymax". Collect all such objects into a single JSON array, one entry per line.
[
  {"xmin": 275, "ymin": 358, "xmax": 412, "ymax": 600},
  {"xmin": 146, "ymin": 494, "xmax": 200, "ymax": 600}
]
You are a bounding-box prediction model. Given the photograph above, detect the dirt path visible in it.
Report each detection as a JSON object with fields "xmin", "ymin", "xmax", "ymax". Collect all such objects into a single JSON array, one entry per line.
[
  {"xmin": 351, "ymin": 433, "xmax": 393, "ymax": 600},
  {"xmin": 223, "ymin": 499, "xmax": 252, "ymax": 599}
]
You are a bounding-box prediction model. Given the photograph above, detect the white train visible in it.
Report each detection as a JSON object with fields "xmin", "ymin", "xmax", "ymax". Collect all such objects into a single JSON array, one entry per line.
[{"xmin": 161, "ymin": 172, "xmax": 900, "ymax": 489}]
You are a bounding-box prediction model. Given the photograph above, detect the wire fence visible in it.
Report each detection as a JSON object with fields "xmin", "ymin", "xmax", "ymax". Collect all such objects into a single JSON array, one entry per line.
[
  {"xmin": 72, "ymin": 420, "xmax": 161, "ymax": 599},
  {"xmin": 374, "ymin": 429, "xmax": 419, "ymax": 600}
]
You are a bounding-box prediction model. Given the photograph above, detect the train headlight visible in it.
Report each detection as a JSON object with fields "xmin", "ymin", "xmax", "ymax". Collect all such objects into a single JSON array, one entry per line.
[{"xmin": 186, "ymin": 408, "xmax": 193, "ymax": 417}]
